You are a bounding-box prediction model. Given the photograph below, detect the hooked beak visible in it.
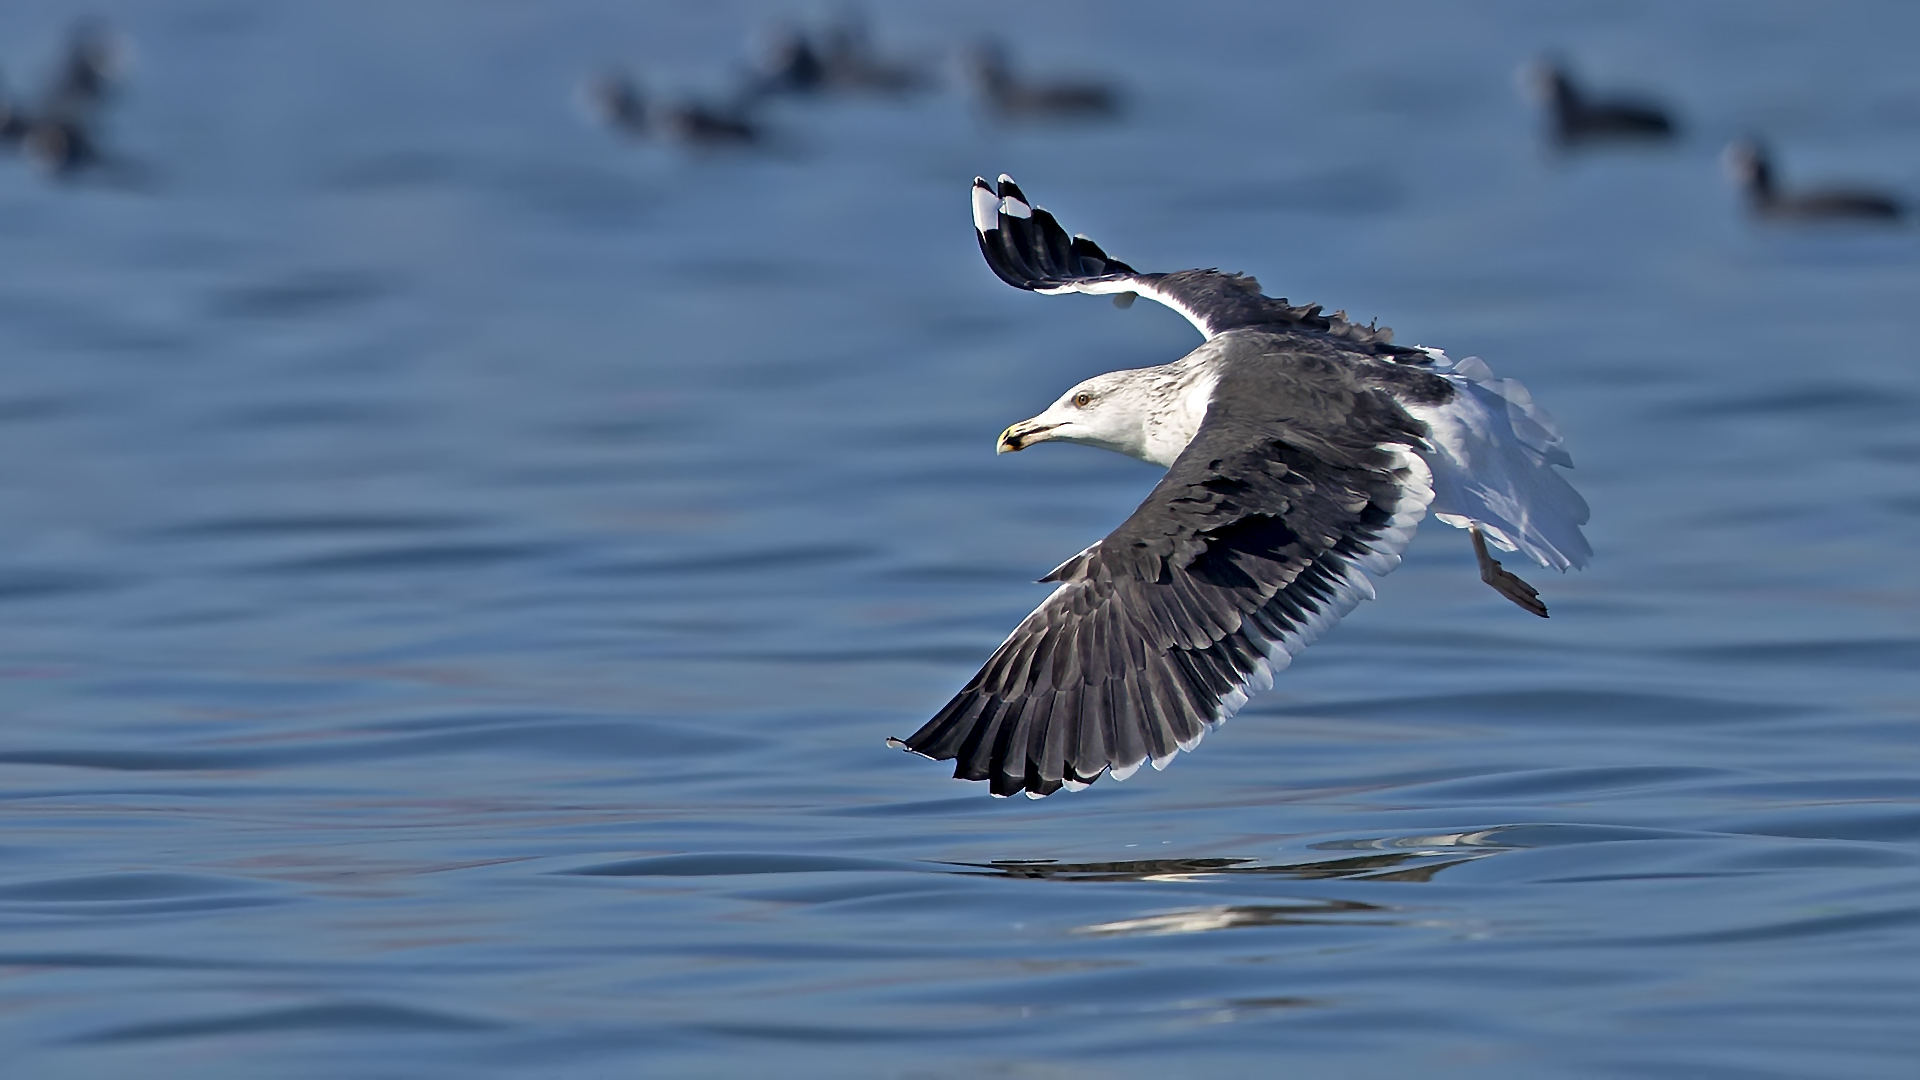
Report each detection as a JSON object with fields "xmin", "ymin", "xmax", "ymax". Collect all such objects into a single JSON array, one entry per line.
[{"xmin": 996, "ymin": 418, "xmax": 1060, "ymax": 454}]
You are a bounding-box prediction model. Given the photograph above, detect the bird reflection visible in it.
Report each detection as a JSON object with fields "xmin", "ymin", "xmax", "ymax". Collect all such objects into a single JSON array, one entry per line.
[
  {"xmin": 1519, "ymin": 57, "xmax": 1677, "ymax": 146},
  {"xmin": 1722, "ymin": 137, "xmax": 1905, "ymax": 222},
  {"xmin": 958, "ymin": 850, "xmax": 1483, "ymax": 883},
  {"xmin": 1079, "ymin": 899, "xmax": 1393, "ymax": 937}
]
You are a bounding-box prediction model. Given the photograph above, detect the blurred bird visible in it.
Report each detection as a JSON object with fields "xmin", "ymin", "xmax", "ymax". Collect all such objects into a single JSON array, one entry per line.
[
  {"xmin": 44, "ymin": 17, "xmax": 124, "ymax": 117},
  {"xmin": 0, "ymin": 19, "xmax": 134, "ymax": 185},
  {"xmin": 22, "ymin": 114, "xmax": 102, "ymax": 178},
  {"xmin": 816, "ymin": 9, "xmax": 933, "ymax": 94},
  {"xmin": 0, "ymin": 74, "xmax": 33, "ymax": 142},
  {"xmin": 584, "ymin": 72, "xmax": 762, "ymax": 146},
  {"xmin": 1722, "ymin": 138, "xmax": 1904, "ymax": 222},
  {"xmin": 745, "ymin": 12, "xmax": 931, "ymax": 99},
  {"xmin": 748, "ymin": 25, "xmax": 828, "ymax": 97},
  {"xmin": 1519, "ymin": 57, "xmax": 1676, "ymax": 145},
  {"xmin": 963, "ymin": 39, "xmax": 1120, "ymax": 120}
]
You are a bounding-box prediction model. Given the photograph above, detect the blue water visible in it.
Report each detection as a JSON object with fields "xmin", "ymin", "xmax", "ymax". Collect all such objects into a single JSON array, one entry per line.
[{"xmin": 2, "ymin": 1, "xmax": 1918, "ymax": 1075}]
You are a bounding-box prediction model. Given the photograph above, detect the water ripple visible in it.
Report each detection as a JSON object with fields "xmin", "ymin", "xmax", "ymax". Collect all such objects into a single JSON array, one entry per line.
[{"xmin": 79, "ymin": 1003, "xmax": 502, "ymax": 1044}]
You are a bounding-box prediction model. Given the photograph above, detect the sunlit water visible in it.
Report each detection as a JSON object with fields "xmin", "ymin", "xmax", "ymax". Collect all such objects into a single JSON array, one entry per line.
[{"xmin": 2, "ymin": 1, "xmax": 1917, "ymax": 1076}]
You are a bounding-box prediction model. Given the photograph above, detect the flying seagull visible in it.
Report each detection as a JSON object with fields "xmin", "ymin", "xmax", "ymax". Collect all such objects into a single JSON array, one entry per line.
[{"xmin": 889, "ymin": 175, "xmax": 1591, "ymax": 798}]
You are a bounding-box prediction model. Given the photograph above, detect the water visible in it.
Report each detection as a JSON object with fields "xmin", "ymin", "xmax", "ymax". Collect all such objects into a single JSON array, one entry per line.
[{"xmin": 2, "ymin": 1, "xmax": 1917, "ymax": 1075}]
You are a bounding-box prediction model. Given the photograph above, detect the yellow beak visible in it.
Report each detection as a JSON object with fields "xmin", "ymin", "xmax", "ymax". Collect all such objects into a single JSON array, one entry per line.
[{"xmin": 997, "ymin": 420, "xmax": 1058, "ymax": 454}]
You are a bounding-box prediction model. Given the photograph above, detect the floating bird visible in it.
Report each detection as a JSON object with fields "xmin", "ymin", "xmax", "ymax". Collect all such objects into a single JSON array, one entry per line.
[
  {"xmin": 889, "ymin": 176, "xmax": 1591, "ymax": 798},
  {"xmin": 1722, "ymin": 138, "xmax": 1904, "ymax": 222},
  {"xmin": 745, "ymin": 13, "xmax": 931, "ymax": 99},
  {"xmin": 817, "ymin": 10, "xmax": 932, "ymax": 94},
  {"xmin": 21, "ymin": 114, "xmax": 102, "ymax": 177},
  {"xmin": 0, "ymin": 19, "xmax": 137, "ymax": 183},
  {"xmin": 0, "ymin": 74, "xmax": 32, "ymax": 142},
  {"xmin": 749, "ymin": 25, "xmax": 828, "ymax": 97},
  {"xmin": 1519, "ymin": 58, "xmax": 1676, "ymax": 145},
  {"xmin": 44, "ymin": 17, "xmax": 123, "ymax": 118},
  {"xmin": 584, "ymin": 72, "xmax": 761, "ymax": 146},
  {"xmin": 962, "ymin": 39, "xmax": 1120, "ymax": 120}
]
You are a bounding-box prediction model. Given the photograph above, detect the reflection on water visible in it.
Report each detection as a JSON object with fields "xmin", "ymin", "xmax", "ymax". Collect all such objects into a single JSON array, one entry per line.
[
  {"xmin": 963, "ymin": 849, "xmax": 1490, "ymax": 883},
  {"xmin": 0, "ymin": 0, "xmax": 1917, "ymax": 1076},
  {"xmin": 1079, "ymin": 899, "xmax": 1394, "ymax": 937}
]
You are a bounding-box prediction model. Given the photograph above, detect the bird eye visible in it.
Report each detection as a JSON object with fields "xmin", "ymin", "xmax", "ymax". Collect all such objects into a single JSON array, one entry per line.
[{"xmin": 1073, "ymin": 392, "xmax": 1092, "ymax": 408}]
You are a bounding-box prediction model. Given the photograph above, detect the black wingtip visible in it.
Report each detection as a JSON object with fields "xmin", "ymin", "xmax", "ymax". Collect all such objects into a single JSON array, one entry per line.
[{"xmin": 968, "ymin": 171, "xmax": 1138, "ymax": 295}]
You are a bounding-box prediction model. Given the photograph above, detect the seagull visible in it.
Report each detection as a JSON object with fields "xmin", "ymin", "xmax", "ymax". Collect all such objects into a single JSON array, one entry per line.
[
  {"xmin": 962, "ymin": 39, "xmax": 1120, "ymax": 120},
  {"xmin": 1722, "ymin": 138, "xmax": 1904, "ymax": 222},
  {"xmin": 1519, "ymin": 58, "xmax": 1676, "ymax": 145},
  {"xmin": 889, "ymin": 176, "xmax": 1591, "ymax": 798}
]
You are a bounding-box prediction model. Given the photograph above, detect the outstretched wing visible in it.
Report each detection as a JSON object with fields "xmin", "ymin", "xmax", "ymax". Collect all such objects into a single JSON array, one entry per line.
[
  {"xmin": 971, "ymin": 174, "xmax": 1399, "ymax": 348},
  {"xmin": 892, "ymin": 354, "xmax": 1434, "ymax": 797}
]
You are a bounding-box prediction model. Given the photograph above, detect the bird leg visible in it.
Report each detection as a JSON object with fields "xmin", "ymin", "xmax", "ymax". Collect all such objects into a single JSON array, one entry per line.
[{"xmin": 1471, "ymin": 525, "xmax": 1548, "ymax": 618}]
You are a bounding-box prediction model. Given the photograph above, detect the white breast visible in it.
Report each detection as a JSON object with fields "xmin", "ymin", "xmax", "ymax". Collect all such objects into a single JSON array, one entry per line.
[{"xmin": 1136, "ymin": 365, "xmax": 1221, "ymax": 468}]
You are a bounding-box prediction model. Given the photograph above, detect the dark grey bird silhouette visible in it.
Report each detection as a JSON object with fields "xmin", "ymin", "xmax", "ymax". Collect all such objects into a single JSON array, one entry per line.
[
  {"xmin": 584, "ymin": 72, "xmax": 761, "ymax": 146},
  {"xmin": 962, "ymin": 39, "xmax": 1120, "ymax": 120},
  {"xmin": 22, "ymin": 114, "xmax": 103, "ymax": 177},
  {"xmin": 0, "ymin": 21, "xmax": 135, "ymax": 185},
  {"xmin": 0, "ymin": 73, "xmax": 32, "ymax": 143},
  {"xmin": 1519, "ymin": 58, "xmax": 1676, "ymax": 145},
  {"xmin": 44, "ymin": 17, "xmax": 123, "ymax": 117},
  {"xmin": 817, "ymin": 10, "xmax": 932, "ymax": 94},
  {"xmin": 746, "ymin": 13, "xmax": 931, "ymax": 99},
  {"xmin": 1722, "ymin": 138, "xmax": 1904, "ymax": 222},
  {"xmin": 748, "ymin": 26, "xmax": 828, "ymax": 97}
]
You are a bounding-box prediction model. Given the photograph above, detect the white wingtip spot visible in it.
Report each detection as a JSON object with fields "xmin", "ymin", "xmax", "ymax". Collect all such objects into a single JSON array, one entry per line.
[
  {"xmin": 1149, "ymin": 750, "xmax": 1177, "ymax": 771},
  {"xmin": 971, "ymin": 183, "xmax": 1000, "ymax": 234},
  {"xmin": 1000, "ymin": 196, "xmax": 1032, "ymax": 219},
  {"xmin": 1023, "ymin": 789, "xmax": 1048, "ymax": 800},
  {"xmin": 1110, "ymin": 759, "xmax": 1143, "ymax": 782},
  {"xmin": 1063, "ymin": 777, "xmax": 1090, "ymax": 792}
]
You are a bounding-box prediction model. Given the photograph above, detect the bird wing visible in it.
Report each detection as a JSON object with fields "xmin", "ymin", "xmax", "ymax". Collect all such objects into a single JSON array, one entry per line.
[
  {"xmin": 972, "ymin": 174, "xmax": 1400, "ymax": 349},
  {"xmin": 892, "ymin": 355, "xmax": 1435, "ymax": 797}
]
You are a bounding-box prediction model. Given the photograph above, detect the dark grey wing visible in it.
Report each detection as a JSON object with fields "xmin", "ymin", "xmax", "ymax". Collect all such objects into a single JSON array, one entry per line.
[
  {"xmin": 892, "ymin": 356, "xmax": 1435, "ymax": 797},
  {"xmin": 972, "ymin": 174, "xmax": 1400, "ymax": 349}
]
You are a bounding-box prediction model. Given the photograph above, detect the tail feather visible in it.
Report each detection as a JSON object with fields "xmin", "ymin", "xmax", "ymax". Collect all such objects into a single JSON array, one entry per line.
[{"xmin": 1408, "ymin": 350, "xmax": 1592, "ymax": 572}]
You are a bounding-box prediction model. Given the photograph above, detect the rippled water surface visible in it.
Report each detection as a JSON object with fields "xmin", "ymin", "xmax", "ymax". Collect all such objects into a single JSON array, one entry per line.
[{"xmin": 3, "ymin": 1, "xmax": 1919, "ymax": 1075}]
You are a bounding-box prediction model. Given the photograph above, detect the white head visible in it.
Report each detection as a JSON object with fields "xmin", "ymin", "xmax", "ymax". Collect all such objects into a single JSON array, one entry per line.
[
  {"xmin": 1515, "ymin": 57, "xmax": 1572, "ymax": 107},
  {"xmin": 997, "ymin": 367, "xmax": 1194, "ymax": 467}
]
